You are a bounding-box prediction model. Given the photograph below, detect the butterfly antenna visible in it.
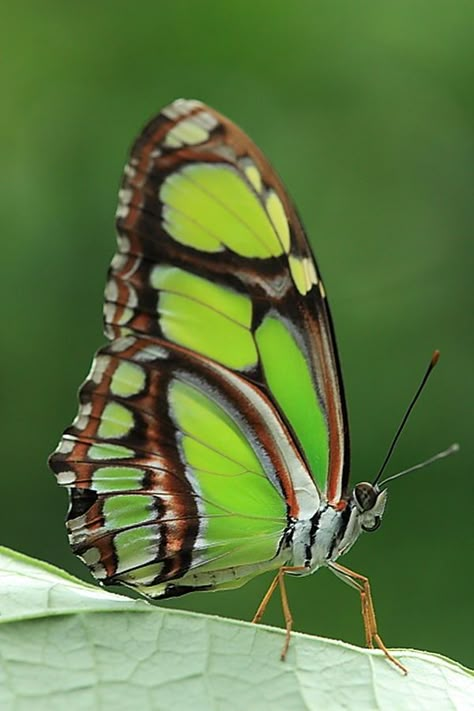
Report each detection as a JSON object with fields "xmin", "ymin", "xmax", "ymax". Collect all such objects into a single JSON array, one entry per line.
[
  {"xmin": 378, "ymin": 443, "xmax": 459, "ymax": 487},
  {"xmin": 372, "ymin": 350, "xmax": 440, "ymax": 487}
]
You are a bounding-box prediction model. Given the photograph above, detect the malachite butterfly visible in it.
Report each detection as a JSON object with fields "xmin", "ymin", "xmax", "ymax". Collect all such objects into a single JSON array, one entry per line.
[{"xmin": 50, "ymin": 98, "xmax": 416, "ymax": 671}]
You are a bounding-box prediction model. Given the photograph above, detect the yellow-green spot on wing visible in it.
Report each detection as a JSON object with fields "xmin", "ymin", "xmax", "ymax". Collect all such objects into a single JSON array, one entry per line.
[
  {"xmin": 184, "ymin": 438, "xmax": 248, "ymax": 478},
  {"xmin": 113, "ymin": 525, "xmax": 161, "ymax": 575},
  {"xmin": 163, "ymin": 119, "xmax": 210, "ymax": 148},
  {"xmin": 92, "ymin": 466, "xmax": 145, "ymax": 492},
  {"xmin": 152, "ymin": 266, "xmax": 258, "ymax": 370},
  {"xmin": 169, "ymin": 379, "xmax": 286, "ymax": 571},
  {"xmin": 255, "ymin": 316, "xmax": 328, "ymax": 489},
  {"xmin": 170, "ymin": 379, "xmax": 262, "ymax": 480},
  {"xmin": 88, "ymin": 443, "xmax": 135, "ymax": 460},
  {"xmin": 266, "ymin": 190, "xmax": 290, "ymax": 254},
  {"xmin": 242, "ymin": 161, "xmax": 262, "ymax": 193},
  {"xmin": 110, "ymin": 361, "xmax": 146, "ymax": 398},
  {"xmin": 162, "ymin": 204, "xmax": 223, "ymax": 252},
  {"xmin": 184, "ymin": 436, "xmax": 280, "ymax": 517},
  {"xmin": 160, "ymin": 163, "xmax": 285, "ymax": 258},
  {"xmin": 152, "ymin": 266, "xmax": 252, "ymax": 325},
  {"xmin": 288, "ymin": 255, "xmax": 318, "ymax": 296},
  {"xmin": 102, "ymin": 494, "xmax": 156, "ymax": 530},
  {"xmin": 97, "ymin": 402, "xmax": 135, "ymax": 439}
]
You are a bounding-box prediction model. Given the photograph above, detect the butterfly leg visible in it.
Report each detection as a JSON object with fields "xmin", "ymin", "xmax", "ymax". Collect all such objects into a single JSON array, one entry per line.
[
  {"xmin": 329, "ymin": 561, "xmax": 407, "ymax": 674},
  {"xmin": 252, "ymin": 565, "xmax": 307, "ymax": 661},
  {"xmin": 252, "ymin": 570, "xmax": 280, "ymax": 625}
]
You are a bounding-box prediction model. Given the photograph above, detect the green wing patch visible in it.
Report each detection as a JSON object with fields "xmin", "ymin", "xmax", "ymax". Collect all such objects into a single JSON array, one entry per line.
[
  {"xmin": 49, "ymin": 336, "xmax": 315, "ymax": 597},
  {"xmin": 151, "ymin": 265, "xmax": 257, "ymax": 369},
  {"xmin": 161, "ymin": 163, "xmax": 287, "ymax": 257},
  {"xmin": 50, "ymin": 98, "xmax": 349, "ymax": 601},
  {"xmin": 105, "ymin": 100, "xmax": 348, "ymax": 499}
]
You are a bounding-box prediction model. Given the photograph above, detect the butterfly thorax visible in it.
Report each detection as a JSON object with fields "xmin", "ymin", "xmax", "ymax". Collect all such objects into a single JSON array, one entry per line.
[{"xmin": 288, "ymin": 487, "xmax": 388, "ymax": 574}]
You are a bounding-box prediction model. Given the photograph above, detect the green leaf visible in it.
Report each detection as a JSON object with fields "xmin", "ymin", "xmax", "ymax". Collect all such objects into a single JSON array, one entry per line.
[{"xmin": 0, "ymin": 547, "xmax": 472, "ymax": 711}]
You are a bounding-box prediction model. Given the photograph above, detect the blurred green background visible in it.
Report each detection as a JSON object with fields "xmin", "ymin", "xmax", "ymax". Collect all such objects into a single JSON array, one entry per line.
[{"xmin": 1, "ymin": 1, "xmax": 472, "ymax": 669}]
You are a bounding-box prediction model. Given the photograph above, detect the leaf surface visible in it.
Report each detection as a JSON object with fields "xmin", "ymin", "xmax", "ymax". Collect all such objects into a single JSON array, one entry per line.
[{"xmin": 0, "ymin": 547, "xmax": 472, "ymax": 711}]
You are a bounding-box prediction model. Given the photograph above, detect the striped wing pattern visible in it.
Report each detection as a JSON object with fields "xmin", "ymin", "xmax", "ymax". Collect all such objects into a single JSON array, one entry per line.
[
  {"xmin": 50, "ymin": 335, "xmax": 316, "ymax": 595},
  {"xmin": 49, "ymin": 98, "xmax": 349, "ymax": 596}
]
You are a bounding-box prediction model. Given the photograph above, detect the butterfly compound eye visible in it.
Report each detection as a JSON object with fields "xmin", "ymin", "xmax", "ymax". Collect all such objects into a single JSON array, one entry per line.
[{"xmin": 353, "ymin": 482, "xmax": 377, "ymax": 512}]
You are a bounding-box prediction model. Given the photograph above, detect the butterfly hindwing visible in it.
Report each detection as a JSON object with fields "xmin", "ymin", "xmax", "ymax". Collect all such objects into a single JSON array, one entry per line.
[
  {"xmin": 107, "ymin": 98, "xmax": 349, "ymax": 500},
  {"xmin": 50, "ymin": 335, "xmax": 318, "ymax": 596}
]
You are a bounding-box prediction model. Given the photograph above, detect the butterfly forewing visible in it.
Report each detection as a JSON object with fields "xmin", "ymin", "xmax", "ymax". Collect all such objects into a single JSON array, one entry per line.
[{"xmin": 108, "ymin": 98, "xmax": 349, "ymax": 499}]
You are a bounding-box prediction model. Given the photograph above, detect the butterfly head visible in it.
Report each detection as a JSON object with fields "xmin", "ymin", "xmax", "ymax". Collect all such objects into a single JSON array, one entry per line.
[{"xmin": 351, "ymin": 482, "xmax": 387, "ymax": 533}]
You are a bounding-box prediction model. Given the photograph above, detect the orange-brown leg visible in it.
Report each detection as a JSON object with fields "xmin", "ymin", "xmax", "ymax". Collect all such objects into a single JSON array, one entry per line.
[
  {"xmin": 252, "ymin": 570, "xmax": 281, "ymax": 625},
  {"xmin": 330, "ymin": 561, "xmax": 407, "ymax": 674},
  {"xmin": 252, "ymin": 565, "xmax": 307, "ymax": 661}
]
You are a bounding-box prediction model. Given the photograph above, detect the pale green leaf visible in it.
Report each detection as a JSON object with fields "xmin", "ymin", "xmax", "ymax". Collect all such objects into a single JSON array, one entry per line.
[{"xmin": 0, "ymin": 547, "xmax": 472, "ymax": 711}]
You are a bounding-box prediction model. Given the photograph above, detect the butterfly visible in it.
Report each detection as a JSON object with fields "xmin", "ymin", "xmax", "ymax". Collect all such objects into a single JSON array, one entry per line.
[{"xmin": 49, "ymin": 98, "xmax": 406, "ymax": 671}]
